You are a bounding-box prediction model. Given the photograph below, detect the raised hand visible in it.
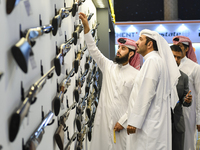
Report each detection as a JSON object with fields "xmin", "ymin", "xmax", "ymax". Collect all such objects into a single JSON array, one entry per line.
[{"xmin": 79, "ymin": 12, "xmax": 90, "ymax": 34}]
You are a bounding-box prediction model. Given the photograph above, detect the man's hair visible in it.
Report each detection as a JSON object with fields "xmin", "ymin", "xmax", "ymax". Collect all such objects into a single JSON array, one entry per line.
[
  {"xmin": 182, "ymin": 43, "xmax": 189, "ymax": 50},
  {"xmin": 170, "ymin": 45, "xmax": 183, "ymax": 54},
  {"xmin": 145, "ymin": 37, "xmax": 158, "ymax": 51}
]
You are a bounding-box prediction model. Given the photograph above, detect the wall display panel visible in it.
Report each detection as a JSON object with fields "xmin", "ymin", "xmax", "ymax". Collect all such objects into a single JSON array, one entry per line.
[
  {"xmin": 0, "ymin": 0, "xmax": 99, "ymax": 150},
  {"xmin": 115, "ymin": 22, "xmax": 200, "ymax": 64}
]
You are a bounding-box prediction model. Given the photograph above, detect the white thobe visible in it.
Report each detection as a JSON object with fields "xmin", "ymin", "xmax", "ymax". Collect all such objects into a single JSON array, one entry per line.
[
  {"xmin": 179, "ymin": 56, "xmax": 200, "ymax": 150},
  {"xmin": 127, "ymin": 51, "xmax": 172, "ymax": 150},
  {"xmin": 84, "ymin": 31, "xmax": 139, "ymax": 150}
]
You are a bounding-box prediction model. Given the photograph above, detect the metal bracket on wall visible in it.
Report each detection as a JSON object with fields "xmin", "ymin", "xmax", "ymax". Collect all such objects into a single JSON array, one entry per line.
[
  {"xmin": 41, "ymin": 106, "xmax": 55, "ymax": 126},
  {"xmin": 22, "ymin": 138, "xmax": 25, "ymax": 150},
  {"xmin": 19, "ymin": 24, "xmax": 23, "ymax": 38},
  {"xmin": 65, "ymin": 32, "xmax": 67, "ymax": 43},
  {"xmin": 57, "ymin": 79, "xmax": 59, "ymax": 93},
  {"xmin": 64, "ymin": 0, "xmax": 66, "ymax": 7},
  {"xmin": 54, "ymin": 4, "xmax": 57, "ymax": 16},
  {"xmin": 39, "ymin": 14, "xmax": 42, "ymax": 26},
  {"xmin": 21, "ymin": 81, "xmax": 25, "ymax": 101},
  {"xmin": 40, "ymin": 60, "xmax": 44, "ymax": 76},
  {"xmin": 55, "ymin": 41, "xmax": 59, "ymax": 55},
  {"xmin": 0, "ymin": 72, "xmax": 3, "ymax": 80}
]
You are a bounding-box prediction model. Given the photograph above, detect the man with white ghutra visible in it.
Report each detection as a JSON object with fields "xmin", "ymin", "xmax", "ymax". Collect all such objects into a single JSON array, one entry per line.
[{"xmin": 126, "ymin": 29, "xmax": 180, "ymax": 150}]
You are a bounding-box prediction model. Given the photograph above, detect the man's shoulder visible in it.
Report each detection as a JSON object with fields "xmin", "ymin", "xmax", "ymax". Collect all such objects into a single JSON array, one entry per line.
[
  {"xmin": 128, "ymin": 65, "xmax": 139, "ymax": 74},
  {"xmin": 141, "ymin": 55, "xmax": 163, "ymax": 78},
  {"xmin": 146, "ymin": 52, "xmax": 162, "ymax": 61},
  {"xmin": 105, "ymin": 60, "xmax": 116, "ymax": 68},
  {"xmin": 121, "ymin": 65, "xmax": 139, "ymax": 81},
  {"xmin": 144, "ymin": 55, "xmax": 162, "ymax": 68},
  {"xmin": 186, "ymin": 58, "xmax": 200, "ymax": 72},
  {"xmin": 186, "ymin": 57, "xmax": 199, "ymax": 66}
]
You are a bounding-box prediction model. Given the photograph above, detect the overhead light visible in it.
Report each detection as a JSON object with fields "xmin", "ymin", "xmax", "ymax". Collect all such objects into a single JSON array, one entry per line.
[
  {"xmin": 176, "ymin": 24, "xmax": 190, "ymax": 36},
  {"xmin": 92, "ymin": 0, "xmax": 115, "ymax": 23},
  {"xmin": 96, "ymin": 1, "xmax": 106, "ymax": 8},
  {"xmin": 115, "ymin": 26, "xmax": 121, "ymax": 32},
  {"xmin": 155, "ymin": 24, "xmax": 167, "ymax": 32},
  {"xmin": 178, "ymin": 24, "xmax": 188, "ymax": 31},
  {"xmin": 126, "ymin": 25, "xmax": 137, "ymax": 32},
  {"xmin": 92, "ymin": 0, "xmax": 107, "ymax": 8}
]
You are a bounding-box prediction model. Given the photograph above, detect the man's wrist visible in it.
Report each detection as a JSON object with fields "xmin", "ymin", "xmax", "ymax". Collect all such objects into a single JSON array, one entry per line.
[{"xmin": 84, "ymin": 26, "xmax": 90, "ymax": 34}]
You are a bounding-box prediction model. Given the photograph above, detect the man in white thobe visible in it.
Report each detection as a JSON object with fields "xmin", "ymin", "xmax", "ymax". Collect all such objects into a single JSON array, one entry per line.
[
  {"xmin": 79, "ymin": 13, "xmax": 139, "ymax": 150},
  {"xmin": 173, "ymin": 36, "xmax": 200, "ymax": 150},
  {"xmin": 126, "ymin": 29, "xmax": 180, "ymax": 150}
]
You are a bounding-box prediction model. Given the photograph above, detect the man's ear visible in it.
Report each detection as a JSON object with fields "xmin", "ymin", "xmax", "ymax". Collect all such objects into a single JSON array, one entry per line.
[
  {"xmin": 147, "ymin": 41, "xmax": 153, "ymax": 49},
  {"xmin": 185, "ymin": 47, "xmax": 189, "ymax": 53},
  {"xmin": 129, "ymin": 51, "xmax": 134, "ymax": 58}
]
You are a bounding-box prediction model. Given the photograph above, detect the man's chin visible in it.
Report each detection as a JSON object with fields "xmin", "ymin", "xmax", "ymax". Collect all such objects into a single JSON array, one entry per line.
[{"xmin": 137, "ymin": 50, "xmax": 141, "ymax": 54}]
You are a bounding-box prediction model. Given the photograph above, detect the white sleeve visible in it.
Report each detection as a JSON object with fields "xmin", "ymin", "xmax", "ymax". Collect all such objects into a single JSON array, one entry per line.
[
  {"xmin": 118, "ymin": 111, "xmax": 128, "ymax": 129},
  {"xmin": 128, "ymin": 78, "xmax": 157, "ymax": 128},
  {"xmin": 84, "ymin": 31, "xmax": 112, "ymax": 72}
]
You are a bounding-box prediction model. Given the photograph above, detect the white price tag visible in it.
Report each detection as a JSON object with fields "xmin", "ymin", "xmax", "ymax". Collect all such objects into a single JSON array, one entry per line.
[
  {"xmin": 59, "ymin": 28, "xmax": 63, "ymax": 36},
  {"xmin": 61, "ymin": 62, "xmax": 67, "ymax": 75},
  {"xmin": 24, "ymin": 0, "xmax": 33, "ymax": 16},
  {"xmin": 26, "ymin": 112, "xmax": 29, "ymax": 126},
  {"xmin": 64, "ymin": 132, "xmax": 68, "ymax": 146},
  {"xmin": 29, "ymin": 55, "xmax": 37, "ymax": 70},
  {"xmin": 61, "ymin": 103, "xmax": 65, "ymax": 110}
]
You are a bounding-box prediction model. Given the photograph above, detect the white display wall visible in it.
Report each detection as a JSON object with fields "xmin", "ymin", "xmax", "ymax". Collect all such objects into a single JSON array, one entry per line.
[{"xmin": 0, "ymin": 0, "xmax": 97, "ymax": 150}]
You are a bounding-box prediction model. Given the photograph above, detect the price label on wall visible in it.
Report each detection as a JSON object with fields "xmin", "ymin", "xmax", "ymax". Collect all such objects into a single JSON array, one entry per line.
[{"xmin": 24, "ymin": 0, "xmax": 33, "ymax": 16}]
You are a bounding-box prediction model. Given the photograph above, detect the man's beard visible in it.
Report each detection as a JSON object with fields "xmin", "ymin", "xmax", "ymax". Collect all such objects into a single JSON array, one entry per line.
[{"xmin": 114, "ymin": 52, "xmax": 129, "ymax": 64}]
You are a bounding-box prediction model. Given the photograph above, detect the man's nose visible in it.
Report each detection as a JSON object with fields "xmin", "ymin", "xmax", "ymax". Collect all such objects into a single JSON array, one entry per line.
[
  {"xmin": 136, "ymin": 40, "xmax": 139, "ymax": 45},
  {"xmin": 117, "ymin": 48, "xmax": 121, "ymax": 53},
  {"xmin": 175, "ymin": 57, "xmax": 178, "ymax": 62}
]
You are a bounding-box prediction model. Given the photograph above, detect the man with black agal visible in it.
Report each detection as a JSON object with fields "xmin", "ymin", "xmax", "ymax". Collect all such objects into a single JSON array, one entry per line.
[{"xmin": 79, "ymin": 12, "xmax": 139, "ymax": 150}]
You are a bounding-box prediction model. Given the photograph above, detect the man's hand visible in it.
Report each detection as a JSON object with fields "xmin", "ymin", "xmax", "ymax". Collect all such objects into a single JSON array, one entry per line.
[
  {"xmin": 184, "ymin": 90, "xmax": 192, "ymax": 104},
  {"xmin": 127, "ymin": 125, "xmax": 136, "ymax": 135},
  {"xmin": 197, "ymin": 125, "xmax": 200, "ymax": 132},
  {"xmin": 114, "ymin": 122, "xmax": 124, "ymax": 132},
  {"xmin": 79, "ymin": 12, "xmax": 90, "ymax": 34}
]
